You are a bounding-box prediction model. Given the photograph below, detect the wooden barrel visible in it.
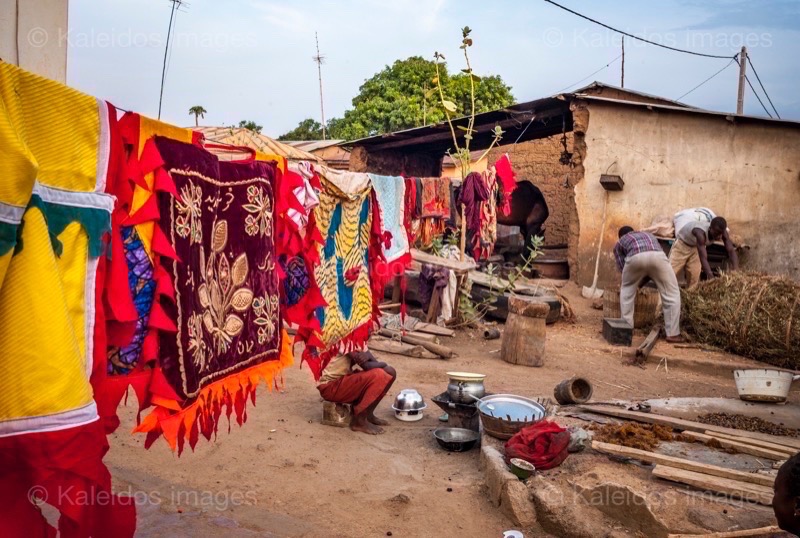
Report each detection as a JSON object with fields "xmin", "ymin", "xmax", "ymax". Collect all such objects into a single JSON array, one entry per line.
[
  {"xmin": 603, "ymin": 287, "xmax": 660, "ymax": 329},
  {"xmin": 553, "ymin": 377, "xmax": 594, "ymax": 405}
]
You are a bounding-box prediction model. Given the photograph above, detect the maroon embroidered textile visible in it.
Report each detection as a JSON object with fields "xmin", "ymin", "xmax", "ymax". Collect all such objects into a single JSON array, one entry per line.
[
  {"xmin": 154, "ymin": 137, "xmax": 283, "ymax": 401},
  {"xmin": 458, "ymin": 172, "xmax": 490, "ymax": 257}
]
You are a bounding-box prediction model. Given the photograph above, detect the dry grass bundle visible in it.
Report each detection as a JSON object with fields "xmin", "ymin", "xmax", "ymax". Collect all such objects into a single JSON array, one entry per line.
[
  {"xmin": 592, "ymin": 422, "xmax": 675, "ymax": 451},
  {"xmin": 681, "ymin": 272, "xmax": 800, "ymax": 369}
]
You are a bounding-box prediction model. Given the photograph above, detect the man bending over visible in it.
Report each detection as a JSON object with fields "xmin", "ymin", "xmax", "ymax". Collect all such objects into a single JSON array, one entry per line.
[{"xmin": 317, "ymin": 349, "xmax": 396, "ymax": 435}]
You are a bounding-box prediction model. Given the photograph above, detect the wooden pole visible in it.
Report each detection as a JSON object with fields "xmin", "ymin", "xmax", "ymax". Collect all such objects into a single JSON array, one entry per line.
[
  {"xmin": 621, "ymin": 36, "xmax": 625, "ymax": 88},
  {"xmin": 460, "ymin": 203, "xmax": 467, "ymax": 262},
  {"xmin": 736, "ymin": 46, "xmax": 747, "ymax": 115}
]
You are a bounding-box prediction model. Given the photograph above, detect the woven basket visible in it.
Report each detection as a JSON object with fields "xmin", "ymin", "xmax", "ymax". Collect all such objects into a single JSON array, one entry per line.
[
  {"xmin": 480, "ymin": 397, "xmax": 555, "ymax": 440},
  {"xmin": 603, "ymin": 287, "xmax": 661, "ymax": 329}
]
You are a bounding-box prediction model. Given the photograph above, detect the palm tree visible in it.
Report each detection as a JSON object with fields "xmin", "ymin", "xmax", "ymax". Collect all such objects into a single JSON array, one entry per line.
[{"xmin": 189, "ymin": 105, "xmax": 207, "ymax": 127}]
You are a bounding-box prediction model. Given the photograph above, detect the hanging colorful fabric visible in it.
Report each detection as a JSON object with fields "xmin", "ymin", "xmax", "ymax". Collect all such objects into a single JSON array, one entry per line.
[
  {"xmin": 133, "ymin": 136, "xmax": 292, "ymax": 453},
  {"xmin": 494, "ymin": 153, "xmax": 518, "ymax": 216},
  {"xmin": 0, "ymin": 62, "xmax": 135, "ymax": 537},
  {"xmin": 369, "ymin": 174, "xmax": 411, "ymax": 276}
]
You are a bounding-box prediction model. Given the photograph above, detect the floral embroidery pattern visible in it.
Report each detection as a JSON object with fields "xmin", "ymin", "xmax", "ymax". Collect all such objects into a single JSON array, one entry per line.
[
  {"xmin": 197, "ymin": 220, "xmax": 254, "ymax": 353},
  {"xmin": 252, "ymin": 294, "xmax": 279, "ymax": 344},
  {"xmin": 176, "ymin": 182, "xmax": 203, "ymax": 243},
  {"xmin": 187, "ymin": 312, "xmax": 208, "ymax": 371},
  {"xmin": 243, "ymin": 185, "xmax": 273, "ymax": 237}
]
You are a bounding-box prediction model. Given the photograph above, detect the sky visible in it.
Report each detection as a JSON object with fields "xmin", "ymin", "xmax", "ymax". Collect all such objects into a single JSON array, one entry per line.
[{"xmin": 67, "ymin": 0, "xmax": 800, "ymax": 137}]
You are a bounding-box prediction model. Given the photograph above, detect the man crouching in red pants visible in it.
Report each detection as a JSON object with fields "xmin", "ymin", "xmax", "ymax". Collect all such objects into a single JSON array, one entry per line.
[{"xmin": 317, "ymin": 349, "xmax": 396, "ymax": 435}]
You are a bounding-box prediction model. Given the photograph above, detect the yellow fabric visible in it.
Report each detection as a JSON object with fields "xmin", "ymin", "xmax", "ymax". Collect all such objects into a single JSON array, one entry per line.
[
  {"xmin": 130, "ymin": 115, "xmax": 194, "ymax": 258},
  {"xmin": 0, "ymin": 62, "xmax": 100, "ymax": 193},
  {"xmin": 255, "ymin": 152, "xmax": 286, "ymax": 173},
  {"xmin": 56, "ymin": 222, "xmax": 90, "ymax": 364},
  {"xmin": 0, "ymin": 207, "xmax": 93, "ymax": 419}
]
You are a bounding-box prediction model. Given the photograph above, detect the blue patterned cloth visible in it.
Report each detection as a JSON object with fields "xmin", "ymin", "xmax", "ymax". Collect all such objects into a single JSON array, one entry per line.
[{"xmin": 368, "ymin": 174, "xmax": 409, "ymax": 263}]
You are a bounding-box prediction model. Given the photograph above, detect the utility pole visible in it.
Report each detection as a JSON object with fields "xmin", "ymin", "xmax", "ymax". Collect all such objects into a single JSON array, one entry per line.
[
  {"xmin": 736, "ymin": 46, "xmax": 747, "ymax": 115},
  {"xmin": 620, "ymin": 36, "xmax": 625, "ymax": 88},
  {"xmin": 158, "ymin": 0, "xmax": 183, "ymax": 120},
  {"xmin": 313, "ymin": 32, "xmax": 327, "ymax": 140}
]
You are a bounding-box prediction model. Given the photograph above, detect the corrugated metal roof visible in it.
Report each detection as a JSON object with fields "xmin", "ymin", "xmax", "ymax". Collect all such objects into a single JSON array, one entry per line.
[
  {"xmin": 284, "ymin": 140, "xmax": 345, "ymax": 152},
  {"xmin": 194, "ymin": 126, "xmax": 322, "ymax": 162}
]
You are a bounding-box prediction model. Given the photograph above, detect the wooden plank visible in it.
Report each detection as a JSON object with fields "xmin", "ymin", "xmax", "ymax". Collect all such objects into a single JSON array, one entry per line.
[
  {"xmin": 681, "ymin": 432, "xmax": 792, "ymax": 461},
  {"xmin": 411, "ymin": 321, "xmax": 455, "ymax": 337},
  {"xmin": 368, "ymin": 338, "xmax": 439, "ymax": 360},
  {"xmin": 636, "ymin": 324, "xmax": 662, "ymax": 360},
  {"xmin": 667, "ymin": 525, "xmax": 782, "ymax": 537},
  {"xmin": 651, "ymin": 465, "xmax": 773, "ymax": 506},
  {"xmin": 710, "ymin": 430, "xmax": 800, "ymax": 456},
  {"xmin": 576, "ymin": 405, "xmax": 800, "ymax": 450},
  {"xmin": 411, "ymin": 248, "xmax": 476, "ymax": 273},
  {"xmin": 591, "ymin": 441, "xmax": 775, "ymax": 487},
  {"xmin": 468, "ymin": 270, "xmax": 543, "ymax": 296}
]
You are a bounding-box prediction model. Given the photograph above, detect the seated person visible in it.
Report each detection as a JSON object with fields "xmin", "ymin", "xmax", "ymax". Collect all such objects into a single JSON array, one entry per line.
[
  {"xmin": 774, "ymin": 452, "xmax": 800, "ymax": 536},
  {"xmin": 316, "ymin": 349, "xmax": 396, "ymax": 435}
]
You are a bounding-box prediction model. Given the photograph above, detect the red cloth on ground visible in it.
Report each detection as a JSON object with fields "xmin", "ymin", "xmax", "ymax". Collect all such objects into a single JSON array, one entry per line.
[
  {"xmin": 504, "ymin": 420, "xmax": 570, "ymax": 471},
  {"xmin": 494, "ymin": 153, "xmax": 517, "ymax": 216},
  {"xmin": 317, "ymin": 369, "xmax": 393, "ymax": 416}
]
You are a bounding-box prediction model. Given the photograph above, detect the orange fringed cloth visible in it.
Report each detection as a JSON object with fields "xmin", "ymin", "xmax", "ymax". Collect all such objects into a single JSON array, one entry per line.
[{"xmin": 122, "ymin": 134, "xmax": 292, "ymax": 453}]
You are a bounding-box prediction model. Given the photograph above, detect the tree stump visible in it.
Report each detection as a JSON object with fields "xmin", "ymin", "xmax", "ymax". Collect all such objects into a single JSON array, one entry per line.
[{"xmin": 500, "ymin": 296, "xmax": 549, "ymax": 367}]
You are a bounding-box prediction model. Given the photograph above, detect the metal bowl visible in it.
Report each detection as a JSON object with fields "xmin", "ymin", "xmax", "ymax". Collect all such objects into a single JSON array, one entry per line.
[
  {"xmin": 392, "ymin": 389, "xmax": 427, "ymax": 412},
  {"xmin": 433, "ymin": 427, "xmax": 480, "ymax": 452}
]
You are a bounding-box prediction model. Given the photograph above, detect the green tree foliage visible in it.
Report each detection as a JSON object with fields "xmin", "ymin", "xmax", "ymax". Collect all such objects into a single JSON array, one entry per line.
[
  {"xmin": 278, "ymin": 56, "xmax": 515, "ymax": 142},
  {"xmin": 276, "ymin": 118, "xmax": 323, "ymax": 141},
  {"xmin": 238, "ymin": 120, "xmax": 263, "ymax": 134},
  {"xmin": 188, "ymin": 105, "xmax": 207, "ymax": 127}
]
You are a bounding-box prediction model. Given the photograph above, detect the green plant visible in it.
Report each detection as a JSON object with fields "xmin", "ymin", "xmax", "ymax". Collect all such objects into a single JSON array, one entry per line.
[
  {"xmin": 453, "ymin": 236, "xmax": 544, "ymax": 327},
  {"xmin": 432, "ymin": 27, "xmax": 505, "ymax": 180},
  {"xmin": 188, "ymin": 105, "xmax": 207, "ymax": 127}
]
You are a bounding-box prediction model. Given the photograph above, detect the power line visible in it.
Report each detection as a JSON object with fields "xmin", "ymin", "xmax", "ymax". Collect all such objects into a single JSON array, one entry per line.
[
  {"xmin": 746, "ymin": 55, "xmax": 780, "ymax": 118},
  {"xmin": 734, "ymin": 57, "xmax": 773, "ymax": 118},
  {"xmin": 676, "ymin": 57, "xmax": 738, "ymax": 101},
  {"xmin": 557, "ymin": 54, "xmax": 622, "ymax": 93},
  {"xmin": 158, "ymin": 0, "xmax": 184, "ymax": 120},
  {"xmin": 543, "ymin": 0, "xmax": 735, "ymax": 60}
]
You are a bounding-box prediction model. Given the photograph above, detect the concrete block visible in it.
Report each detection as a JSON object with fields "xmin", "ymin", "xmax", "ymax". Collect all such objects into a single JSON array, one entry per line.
[
  {"xmin": 500, "ymin": 479, "xmax": 537, "ymax": 527},
  {"xmin": 479, "ymin": 445, "xmax": 515, "ymax": 507},
  {"xmin": 321, "ymin": 401, "xmax": 351, "ymax": 427},
  {"xmin": 602, "ymin": 318, "xmax": 632, "ymax": 346}
]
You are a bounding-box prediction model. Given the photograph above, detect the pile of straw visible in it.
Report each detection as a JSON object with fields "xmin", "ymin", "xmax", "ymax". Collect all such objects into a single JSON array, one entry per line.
[{"xmin": 681, "ymin": 272, "xmax": 799, "ymax": 369}]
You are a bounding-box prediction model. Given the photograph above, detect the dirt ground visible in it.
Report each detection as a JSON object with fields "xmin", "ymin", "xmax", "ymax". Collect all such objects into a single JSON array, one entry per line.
[{"xmin": 105, "ymin": 283, "xmax": 799, "ymax": 537}]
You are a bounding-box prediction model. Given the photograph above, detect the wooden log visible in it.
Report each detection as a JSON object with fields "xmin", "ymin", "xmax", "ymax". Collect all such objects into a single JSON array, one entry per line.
[
  {"xmin": 412, "ymin": 248, "xmax": 476, "ymax": 273},
  {"xmin": 651, "ymin": 465, "xmax": 774, "ymax": 506},
  {"xmin": 368, "ymin": 338, "xmax": 439, "ymax": 360},
  {"xmin": 376, "ymin": 329, "xmax": 453, "ymax": 358},
  {"xmin": 468, "ymin": 270, "xmax": 543, "ymax": 296},
  {"xmin": 708, "ymin": 431, "xmax": 800, "ymax": 456},
  {"xmin": 636, "ymin": 324, "xmax": 662, "ymax": 359},
  {"xmin": 500, "ymin": 298, "xmax": 547, "ymax": 367},
  {"xmin": 576, "ymin": 405, "xmax": 800, "ymax": 450},
  {"xmin": 592, "ymin": 441, "xmax": 775, "ymax": 487},
  {"xmin": 667, "ymin": 526, "xmax": 782, "ymax": 538},
  {"xmin": 681, "ymin": 431, "xmax": 792, "ymax": 461},
  {"xmin": 406, "ymin": 331, "xmax": 439, "ymax": 344}
]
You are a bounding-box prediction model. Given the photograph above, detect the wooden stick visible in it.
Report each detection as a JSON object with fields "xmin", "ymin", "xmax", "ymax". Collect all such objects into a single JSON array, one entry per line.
[
  {"xmin": 412, "ymin": 248, "xmax": 476, "ymax": 273},
  {"xmin": 652, "ymin": 465, "xmax": 773, "ymax": 506},
  {"xmin": 379, "ymin": 302, "xmax": 401, "ymax": 310},
  {"xmin": 592, "ymin": 441, "xmax": 775, "ymax": 487},
  {"xmin": 576, "ymin": 405, "xmax": 800, "ymax": 450},
  {"xmin": 667, "ymin": 525, "xmax": 781, "ymax": 537},
  {"xmin": 681, "ymin": 431, "xmax": 792, "ymax": 461},
  {"xmin": 460, "ymin": 203, "xmax": 467, "ymax": 263},
  {"xmin": 636, "ymin": 324, "xmax": 662, "ymax": 359},
  {"xmin": 368, "ymin": 338, "xmax": 439, "ymax": 360},
  {"xmin": 710, "ymin": 431, "xmax": 800, "ymax": 456},
  {"xmin": 376, "ymin": 329, "xmax": 454, "ymax": 358}
]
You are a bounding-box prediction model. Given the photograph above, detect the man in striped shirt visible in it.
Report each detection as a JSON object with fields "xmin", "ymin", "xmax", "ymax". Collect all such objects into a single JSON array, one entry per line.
[{"xmin": 614, "ymin": 226, "xmax": 684, "ymax": 343}]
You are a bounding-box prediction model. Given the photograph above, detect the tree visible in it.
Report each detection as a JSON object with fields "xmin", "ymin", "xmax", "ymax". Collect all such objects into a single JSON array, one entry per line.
[
  {"xmin": 188, "ymin": 105, "xmax": 207, "ymax": 127},
  {"xmin": 321, "ymin": 56, "xmax": 514, "ymax": 141},
  {"xmin": 238, "ymin": 120, "xmax": 263, "ymax": 134},
  {"xmin": 277, "ymin": 118, "xmax": 324, "ymax": 141}
]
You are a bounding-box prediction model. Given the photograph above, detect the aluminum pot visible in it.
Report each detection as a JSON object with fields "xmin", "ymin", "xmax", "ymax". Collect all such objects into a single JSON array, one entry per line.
[
  {"xmin": 392, "ymin": 389, "xmax": 427, "ymax": 421},
  {"xmin": 447, "ymin": 372, "xmax": 486, "ymax": 404},
  {"xmin": 733, "ymin": 369, "xmax": 800, "ymax": 403}
]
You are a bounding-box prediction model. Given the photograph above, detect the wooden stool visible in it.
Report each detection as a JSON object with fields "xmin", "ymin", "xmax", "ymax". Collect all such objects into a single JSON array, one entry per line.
[
  {"xmin": 322, "ymin": 401, "xmax": 352, "ymax": 427},
  {"xmin": 500, "ymin": 296, "xmax": 549, "ymax": 367}
]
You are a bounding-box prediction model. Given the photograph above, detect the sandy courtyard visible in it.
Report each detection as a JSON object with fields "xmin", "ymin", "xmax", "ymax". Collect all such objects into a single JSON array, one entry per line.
[{"xmin": 104, "ymin": 284, "xmax": 798, "ymax": 537}]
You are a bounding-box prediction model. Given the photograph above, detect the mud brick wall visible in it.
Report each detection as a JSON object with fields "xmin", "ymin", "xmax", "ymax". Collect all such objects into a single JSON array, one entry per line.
[{"xmin": 488, "ymin": 133, "xmax": 580, "ymax": 246}]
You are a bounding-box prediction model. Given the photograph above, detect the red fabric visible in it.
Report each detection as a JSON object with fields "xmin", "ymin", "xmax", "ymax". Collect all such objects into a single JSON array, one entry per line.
[
  {"xmin": 503, "ymin": 420, "xmax": 570, "ymax": 471},
  {"xmin": 317, "ymin": 368, "xmax": 393, "ymax": 416},
  {"xmin": 0, "ymin": 421, "xmax": 136, "ymax": 538},
  {"xmin": 403, "ymin": 176, "xmax": 417, "ymax": 244},
  {"xmin": 494, "ymin": 154, "xmax": 517, "ymax": 216},
  {"xmin": 459, "ymin": 172, "xmax": 490, "ymax": 258}
]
